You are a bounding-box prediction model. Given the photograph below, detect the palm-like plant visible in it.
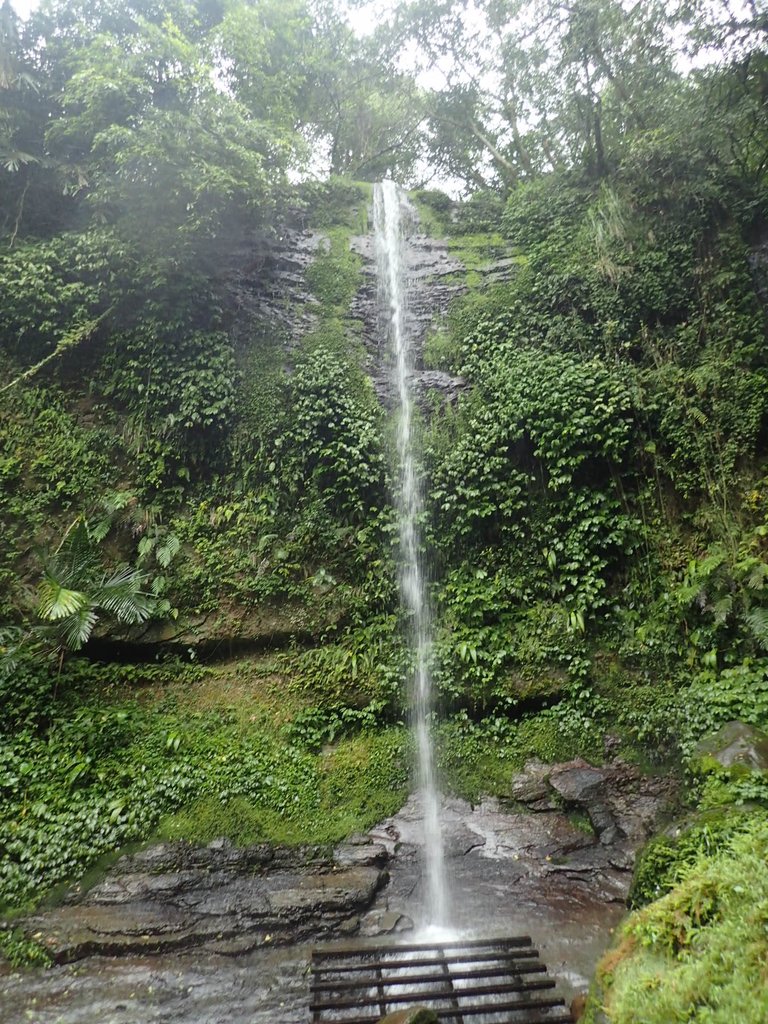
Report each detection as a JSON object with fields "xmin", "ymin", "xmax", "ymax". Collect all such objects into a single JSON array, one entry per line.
[{"xmin": 37, "ymin": 518, "xmax": 153, "ymax": 651}]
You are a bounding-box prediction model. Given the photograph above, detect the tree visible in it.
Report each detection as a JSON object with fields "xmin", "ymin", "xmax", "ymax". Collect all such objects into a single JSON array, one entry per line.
[
  {"xmin": 387, "ymin": 0, "xmax": 679, "ymax": 189},
  {"xmin": 0, "ymin": 0, "xmax": 45, "ymax": 240},
  {"xmin": 217, "ymin": 0, "xmax": 425, "ymax": 182}
]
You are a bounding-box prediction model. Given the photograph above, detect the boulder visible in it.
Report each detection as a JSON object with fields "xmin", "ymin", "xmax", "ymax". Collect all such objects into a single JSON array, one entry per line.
[
  {"xmin": 693, "ymin": 720, "xmax": 768, "ymax": 771},
  {"xmin": 549, "ymin": 761, "xmax": 608, "ymax": 804},
  {"xmin": 510, "ymin": 760, "xmax": 556, "ymax": 808}
]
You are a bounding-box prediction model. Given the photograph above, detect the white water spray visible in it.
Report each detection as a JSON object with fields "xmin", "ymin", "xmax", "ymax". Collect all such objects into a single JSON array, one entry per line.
[{"xmin": 374, "ymin": 180, "xmax": 450, "ymax": 930}]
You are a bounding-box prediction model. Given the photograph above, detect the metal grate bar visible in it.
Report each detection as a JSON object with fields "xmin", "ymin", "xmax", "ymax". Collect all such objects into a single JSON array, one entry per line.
[
  {"xmin": 310, "ymin": 937, "xmax": 573, "ymax": 1024},
  {"xmin": 309, "ymin": 974, "xmax": 557, "ymax": 1007},
  {"xmin": 314, "ymin": 937, "xmax": 533, "ymax": 959},
  {"xmin": 311, "ymin": 979, "xmax": 558, "ymax": 1012},
  {"xmin": 417, "ymin": 997, "xmax": 566, "ymax": 1018},
  {"xmin": 320, "ymin": 999, "xmax": 568, "ymax": 1024},
  {"xmin": 311, "ymin": 964, "xmax": 548, "ymax": 992},
  {"xmin": 437, "ymin": 947, "xmax": 463, "ymax": 1024},
  {"xmin": 310, "ymin": 949, "xmax": 540, "ymax": 976}
]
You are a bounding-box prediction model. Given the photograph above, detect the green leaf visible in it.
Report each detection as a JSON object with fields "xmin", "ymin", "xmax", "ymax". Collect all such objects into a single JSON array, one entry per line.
[{"xmin": 38, "ymin": 574, "xmax": 90, "ymax": 621}]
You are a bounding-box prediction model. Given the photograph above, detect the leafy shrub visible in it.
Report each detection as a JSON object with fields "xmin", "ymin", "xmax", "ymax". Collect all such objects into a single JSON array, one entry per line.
[
  {"xmin": 676, "ymin": 659, "xmax": 768, "ymax": 760},
  {"xmin": 596, "ymin": 819, "xmax": 768, "ymax": 1024},
  {"xmin": 629, "ymin": 810, "xmax": 766, "ymax": 907}
]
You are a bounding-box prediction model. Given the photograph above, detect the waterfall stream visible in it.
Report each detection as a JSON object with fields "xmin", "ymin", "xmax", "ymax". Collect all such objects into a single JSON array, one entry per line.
[{"xmin": 373, "ymin": 180, "xmax": 450, "ymax": 930}]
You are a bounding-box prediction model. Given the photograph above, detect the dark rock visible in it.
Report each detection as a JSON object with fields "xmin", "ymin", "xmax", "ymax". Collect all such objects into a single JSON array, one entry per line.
[
  {"xmin": 693, "ymin": 720, "xmax": 768, "ymax": 771},
  {"xmin": 412, "ymin": 370, "xmax": 469, "ymax": 405},
  {"xmin": 346, "ymin": 832, "xmax": 374, "ymax": 846},
  {"xmin": 21, "ymin": 841, "xmax": 387, "ymax": 963},
  {"xmin": 510, "ymin": 760, "xmax": 556, "ymax": 807},
  {"xmin": 350, "ymin": 205, "xmax": 471, "ymax": 408},
  {"xmin": 334, "ymin": 841, "xmax": 389, "ymax": 868},
  {"xmin": 337, "ymin": 915, "xmax": 360, "ymax": 935},
  {"xmin": 549, "ymin": 761, "xmax": 608, "ymax": 804},
  {"xmin": 443, "ymin": 823, "xmax": 487, "ymax": 857},
  {"xmin": 359, "ymin": 909, "xmax": 414, "ymax": 937},
  {"xmin": 547, "ymin": 758, "xmax": 678, "ymax": 848},
  {"xmin": 115, "ymin": 597, "xmax": 347, "ymax": 652}
]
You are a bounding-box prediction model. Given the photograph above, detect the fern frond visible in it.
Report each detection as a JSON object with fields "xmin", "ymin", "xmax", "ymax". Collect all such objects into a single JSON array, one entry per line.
[
  {"xmin": 38, "ymin": 573, "xmax": 90, "ymax": 621},
  {"xmin": 93, "ymin": 565, "xmax": 152, "ymax": 624},
  {"xmin": 746, "ymin": 563, "xmax": 768, "ymax": 591},
  {"xmin": 710, "ymin": 595, "xmax": 733, "ymax": 625},
  {"xmin": 744, "ymin": 607, "xmax": 768, "ymax": 651},
  {"xmin": 55, "ymin": 606, "xmax": 99, "ymax": 651}
]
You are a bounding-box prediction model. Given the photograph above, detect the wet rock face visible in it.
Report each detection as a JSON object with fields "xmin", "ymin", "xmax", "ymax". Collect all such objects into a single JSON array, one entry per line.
[
  {"xmin": 512, "ymin": 757, "xmax": 679, "ymax": 851},
  {"xmin": 21, "ymin": 838, "xmax": 389, "ymax": 964},
  {"xmin": 350, "ymin": 229, "xmax": 469, "ymax": 407},
  {"xmin": 225, "ymin": 227, "xmax": 326, "ymax": 348}
]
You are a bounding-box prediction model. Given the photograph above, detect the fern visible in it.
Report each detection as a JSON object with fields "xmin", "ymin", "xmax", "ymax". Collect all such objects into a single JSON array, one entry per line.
[
  {"xmin": 744, "ymin": 607, "xmax": 768, "ymax": 652},
  {"xmin": 37, "ymin": 574, "xmax": 89, "ymax": 621},
  {"xmin": 36, "ymin": 518, "xmax": 155, "ymax": 652}
]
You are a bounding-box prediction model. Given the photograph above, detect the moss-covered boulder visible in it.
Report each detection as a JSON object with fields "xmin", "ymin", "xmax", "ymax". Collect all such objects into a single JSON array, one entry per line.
[{"xmin": 693, "ymin": 720, "xmax": 768, "ymax": 772}]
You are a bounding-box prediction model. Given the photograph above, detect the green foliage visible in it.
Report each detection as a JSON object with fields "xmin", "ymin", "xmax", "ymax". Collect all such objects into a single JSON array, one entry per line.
[
  {"xmin": 436, "ymin": 702, "xmax": 605, "ymax": 804},
  {"xmin": 102, "ymin": 323, "xmax": 237, "ymax": 464},
  {"xmin": 0, "ymin": 654, "xmax": 408, "ymax": 910},
  {"xmin": 0, "ymin": 232, "xmax": 108, "ymax": 364},
  {"xmin": 450, "ymin": 191, "xmax": 505, "ymax": 235},
  {"xmin": 289, "ymin": 615, "xmax": 406, "ymax": 709},
  {"xmin": 281, "ymin": 346, "xmax": 386, "ymax": 523},
  {"xmin": 629, "ymin": 810, "xmax": 767, "ymax": 908},
  {"xmin": 596, "ymin": 819, "xmax": 768, "ymax": 1024},
  {"xmin": 676, "ymin": 659, "xmax": 768, "ymax": 762},
  {"xmin": 297, "ymin": 178, "xmax": 370, "ymax": 230},
  {"xmin": 0, "ymin": 927, "xmax": 52, "ymax": 968},
  {"xmin": 34, "ymin": 517, "xmax": 153, "ymax": 652},
  {"xmin": 306, "ymin": 229, "xmax": 363, "ymax": 316},
  {"xmin": 410, "ymin": 188, "xmax": 453, "ymax": 237},
  {"xmin": 426, "ymin": 347, "xmax": 635, "ymax": 702},
  {"xmin": 158, "ymin": 728, "xmax": 410, "ymax": 846}
]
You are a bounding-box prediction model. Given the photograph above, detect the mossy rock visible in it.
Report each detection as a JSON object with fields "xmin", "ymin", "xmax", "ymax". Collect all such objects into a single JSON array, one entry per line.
[
  {"xmin": 692, "ymin": 720, "xmax": 768, "ymax": 772},
  {"xmin": 594, "ymin": 818, "xmax": 768, "ymax": 1023}
]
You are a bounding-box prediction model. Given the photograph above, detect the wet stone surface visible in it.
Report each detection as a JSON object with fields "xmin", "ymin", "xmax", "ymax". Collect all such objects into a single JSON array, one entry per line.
[
  {"xmin": 15, "ymin": 841, "xmax": 386, "ymax": 965},
  {"xmin": 1, "ymin": 760, "xmax": 677, "ymax": 1023}
]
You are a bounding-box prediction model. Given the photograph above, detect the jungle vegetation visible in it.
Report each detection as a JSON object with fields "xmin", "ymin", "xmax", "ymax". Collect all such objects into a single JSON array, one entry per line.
[{"xmin": 1, "ymin": 0, "xmax": 767, "ymax": 1017}]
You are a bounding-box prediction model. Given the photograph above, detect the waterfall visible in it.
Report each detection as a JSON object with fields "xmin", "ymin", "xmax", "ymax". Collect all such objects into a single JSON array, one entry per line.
[{"xmin": 373, "ymin": 180, "xmax": 450, "ymax": 930}]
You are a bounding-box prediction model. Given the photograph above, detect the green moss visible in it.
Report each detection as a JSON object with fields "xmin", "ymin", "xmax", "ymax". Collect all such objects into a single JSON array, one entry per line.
[
  {"xmin": 158, "ymin": 729, "xmax": 409, "ymax": 846},
  {"xmin": 629, "ymin": 809, "xmax": 768, "ymax": 908},
  {"xmin": 0, "ymin": 928, "xmax": 52, "ymax": 968},
  {"xmin": 594, "ymin": 818, "xmax": 768, "ymax": 1024},
  {"xmin": 423, "ymin": 322, "xmax": 460, "ymax": 373},
  {"xmin": 306, "ymin": 228, "xmax": 362, "ymax": 315},
  {"xmin": 446, "ymin": 232, "xmax": 507, "ymax": 271},
  {"xmin": 160, "ymin": 795, "xmax": 270, "ymax": 846}
]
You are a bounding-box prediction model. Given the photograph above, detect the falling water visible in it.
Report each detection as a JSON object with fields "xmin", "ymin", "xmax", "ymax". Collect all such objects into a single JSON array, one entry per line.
[{"xmin": 374, "ymin": 180, "xmax": 450, "ymax": 930}]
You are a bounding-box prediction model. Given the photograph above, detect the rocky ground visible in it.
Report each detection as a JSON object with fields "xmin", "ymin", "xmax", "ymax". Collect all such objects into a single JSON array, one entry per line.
[{"xmin": 0, "ymin": 757, "xmax": 677, "ymax": 1024}]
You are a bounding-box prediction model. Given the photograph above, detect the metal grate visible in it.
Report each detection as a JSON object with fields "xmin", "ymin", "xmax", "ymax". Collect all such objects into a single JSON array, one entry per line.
[{"xmin": 310, "ymin": 937, "xmax": 574, "ymax": 1024}]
